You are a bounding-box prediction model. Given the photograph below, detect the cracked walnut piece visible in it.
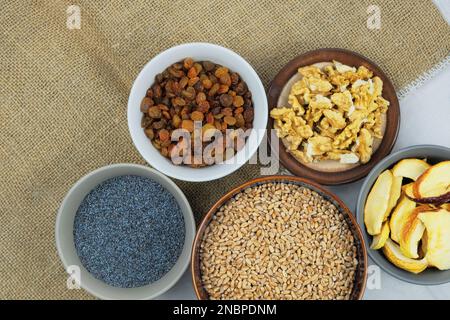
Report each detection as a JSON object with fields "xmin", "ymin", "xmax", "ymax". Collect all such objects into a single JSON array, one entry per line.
[{"xmin": 270, "ymin": 60, "xmax": 389, "ymax": 164}]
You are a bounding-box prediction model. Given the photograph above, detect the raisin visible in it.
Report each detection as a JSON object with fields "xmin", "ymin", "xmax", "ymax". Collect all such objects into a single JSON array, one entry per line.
[
  {"xmin": 210, "ymin": 74, "xmax": 219, "ymax": 83},
  {"xmin": 172, "ymin": 97, "xmax": 186, "ymax": 107},
  {"xmin": 172, "ymin": 114, "xmax": 181, "ymax": 128},
  {"xmin": 179, "ymin": 76, "xmax": 189, "ymax": 89},
  {"xmin": 235, "ymin": 82, "xmax": 247, "ymax": 95},
  {"xmin": 145, "ymin": 128, "xmax": 154, "ymax": 139},
  {"xmin": 148, "ymin": 106, "xmax": 162, "ymax": 118},
  {"xmin": 158, "ymin": 104, "xmax": 169, "ymax": 112},
  {"xmin": 162, "ymin": 70, "xmax": 170, "ymax": 79},
  {"xmin": 243, "ymin": 107, "xmax": 254, "ymax": 122},
  {"xmin": 153, "ymin": 84, "xmax": 162, "ymax": 98},
  {"xmin": 152, "ymin": 119, "xmax": 167, "ymax": 130},
  {"xmin": 196, "ymin": 92, "xmax": 207, "ymax": 104},
  {"xmin": 141, "ymin": 115, "xmax": 153, "ymax": 128},
  {"xmin": 160, "ymin": 147, "xmax": 169, "ymax": 157},
  {"xmin": 211, "ymin": 106, "xmax": 221, "ymax": 115},
  {"xmin": 218, "ymin": 85, "xmax": 229, "ymax": 94},
  {"xmin": 164, "ymin": 79, "xmax": 174, "ymax": 93},
  {"xmin": 162, "ymin": 111, "xmax": 171, "ymax": 119},
  {"xmin": 140, "ymin": 97, "xmax": 154, "ymax": 113},
  {"xmin": 173, "ymin": 81, "xmax": 182, "ymax": 95},
  {"xmin": 169, "ymin": 67, "xmax": 184, "ymax": 78},
  {"xmin": 208, "ymin": 83, "xmax": 220, "ymax": 97},
  {"xmin": 202, "ymin": 78, "xmax": 213, "ymax": 89},
  {"xmin": 206, "ymin": 112, "xmax": 214, "ymax": 124},
  {"xmin": 223, "ymin": 116, "xmax": 236, "ymax": 126},
  {"xmin": 183, "ymin": 57, "xmax": 194, "ymax": 69},
  {"xmin": 233, "ymin": 95, "xmax": 244, "ymax": 107},
  {"xmin": 234, "ymin": 107, "xmax": 244, "ymax": 115},
  {"xmin": 180, "ymin": 106, "xmax": 190, "ymax": 120},
  {"xmin": 193, "ymin": 81, "xmax": 204, "ymax": 92},
  {"xmin": 215, "ymin": 67, "xmax": 229, "ymax": 78},
  {"xmin": 197, "ymin": 100, "xmax": 210, "ymax": 113},
  {"xmin": 152, "ymin": 140, "xmax": 162, "ymax": 150},
  {"xmin": 219, "ymin": 73, "xmax": 232, "ymax": 86},
  {"xmin": 166, "ymin": 92, "xmax": 176, "ymax": 99},
  {"xmin": 187, "ymin": 67, "xmax": 198, "ymax": 79},
  {"xmin": 181, "ymin": 119, "xmax": 194, "ymax": 132},
  {"xmin": 219, "ymin": 94, "xmax": 233, "ymax": 107},
  {"xmin": 181, "ymin": 86, "xmax": 196, "ymax": 100},
  {"xmin": 230, "ymin": 72, "xmax": 239, "ymax": 85},
  {"xmin": 188, "ymin": 77, "xmax": 199, "ymax": 87},
  {"xmin": 222, "ymin": 107, "xmax": 233, "ymax": 117},
  {"xmin": 211, "ymin": 100, "xmax": 221, "ymax": 109},
  {"xmin": 161, "ymin": 139, "xmax": 171, "ymax": 148},
  {"xmin": 159, "ymin": 129, "xmax": 170, "ymax": 142},
  {"xmin": 193, "ymin": 63, "xmax": 203, "ymax": 74},
  {"xmin": 191, "ymin": 111, "xmax": 204, "ymax": 122},
  {"xmin": 214, "ymin": 120, "xmax": 222, "ymax": 130},
  {"xmin": 155, "ymin": 73, "xmax": 164, "ymax": 83},
  {"xmin": 202, "ymin": 61, "xmax": 215, "ymax": 72},
  {"xmin": 235, "ymin": 113, "xmax": 245, "ymax": 127},
  {"xmin": 172, "ymin": 63, "xmax": 183, "ymax": 70},
  {"xmin": 221, "ymin": 122, "xmax": 228, "ymax": 132}
]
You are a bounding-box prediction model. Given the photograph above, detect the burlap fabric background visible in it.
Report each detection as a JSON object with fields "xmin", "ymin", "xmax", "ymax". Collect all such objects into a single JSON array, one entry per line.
[{"xmin": 1, "ymin": 0, "xmax": 449, "ymax": 299}]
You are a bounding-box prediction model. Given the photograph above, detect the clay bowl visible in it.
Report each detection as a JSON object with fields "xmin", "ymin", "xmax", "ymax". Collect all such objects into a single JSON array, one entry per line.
[
  {"xmin": 267, "ymin": 48, "xmax": 400, "ymax": 185},
  {"xmin": 191, "ymin": 175, "xmax": 368, "ymax": 300}
]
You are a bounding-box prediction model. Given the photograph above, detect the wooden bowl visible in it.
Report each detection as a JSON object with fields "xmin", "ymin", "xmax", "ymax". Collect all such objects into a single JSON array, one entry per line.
[
  {"xmin": 191, "ymin": 175, "xmax": 368, "ymax": 300},
  {"xmin": 267, "ymin": 48, "xmax": 400, "ymax": 185}
]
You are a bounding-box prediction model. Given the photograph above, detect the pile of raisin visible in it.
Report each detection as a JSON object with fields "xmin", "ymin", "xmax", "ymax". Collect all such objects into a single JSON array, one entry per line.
[{"xmin": 140, "ymin": 58, "xmax": 254, "ymax": 167}]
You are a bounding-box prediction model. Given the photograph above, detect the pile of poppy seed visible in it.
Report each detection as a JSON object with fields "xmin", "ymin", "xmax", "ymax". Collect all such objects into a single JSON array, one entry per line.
[{"xmin": 73, "ymin": 175, "xmax": 185, "ymax": 288}]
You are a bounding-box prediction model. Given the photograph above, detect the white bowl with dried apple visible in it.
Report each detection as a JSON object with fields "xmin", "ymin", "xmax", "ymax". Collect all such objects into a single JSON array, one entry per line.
[{"xmin": 356, "ymin": 145, "xmax": 450, "ymax": 285}]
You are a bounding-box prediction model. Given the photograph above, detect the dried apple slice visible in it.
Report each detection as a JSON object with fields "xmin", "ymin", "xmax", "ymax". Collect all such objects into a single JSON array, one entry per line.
[
  {"xmin": 418, "ymin": 208, "xmax": 450, "ymax": 270},
  {"xmin": 421, "ymin": 230, "xmax": 428, "ymax": 256},
  {"xmin": 392, "ymin": 158, "xmax": 430, "ymax": 181},
  {"xmin": 399, "ymin": 206, "xmax": 430, "ymax": 259},
  {"xmin": 389, "ymin": 192, "xmax": 416, "ymax": 243},
  {"xmin": 384, "ymin": 176, "xmax": 403, "ymax": 221},
  {"xmin": 382, "ymin": 238, "xmax": 428, "ymax": 274},
  {"xmin": 408, "ymin": 194, "xmax": 450, "ymax": 204},
  {"xmin": 365, "ymin": 170, "xmax": 393, "ymax": 235},
  {"xmin": 370, "ymin": 222, "xmax": 390, "ymax": 250},
  {"xmin": 403, "ymin": 183, "xmax": 416, "ymax": 199},
  {"xmin": 413, "ymin": 161, "xmax": 450, "ymax": 204}
]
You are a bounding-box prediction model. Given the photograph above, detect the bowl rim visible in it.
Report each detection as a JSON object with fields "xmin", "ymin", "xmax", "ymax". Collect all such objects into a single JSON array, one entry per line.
[
  {"xmin": 191, "ymin": 175, "xmax": 368, "ymax": 300},
  {"xmin": 267, "ymin": 48, "xmax": 400, "ymax": 185},
  {"xmin": 55, "ymin": 163, "xmax": 196, "ymax": 299},
  {"xmin": 356, "ymin": 144, "xmax": 450, "ymax": 285},
  {"xmin": 127, "ymin": 42, "xmax": 268, "ymax": 182}
]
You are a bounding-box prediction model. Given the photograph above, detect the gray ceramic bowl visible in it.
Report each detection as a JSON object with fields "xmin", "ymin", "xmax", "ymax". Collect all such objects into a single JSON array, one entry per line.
[
  {"xmin": 55, "ymin": 164, "xmax": 196, "ymax": 299},
  {"xmin": 356, "ymin": 145, "xmax": 450, "ymax": 285}
]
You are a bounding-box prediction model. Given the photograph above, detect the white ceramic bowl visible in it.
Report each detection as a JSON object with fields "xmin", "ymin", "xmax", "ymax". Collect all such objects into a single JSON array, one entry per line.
[
  {"xmin": 127, "ymin": 43, "xmax": 268, "ymax": 182},
  {"xmin": 55, "ymin": 164, "xmax": 196, "ymax": 300}
]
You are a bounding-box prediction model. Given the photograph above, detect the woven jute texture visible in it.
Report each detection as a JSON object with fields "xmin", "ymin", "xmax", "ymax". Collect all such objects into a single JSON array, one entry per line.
[{"xmin": 1, "ymin": 0, "xmax": 449, "ymax": 299}]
